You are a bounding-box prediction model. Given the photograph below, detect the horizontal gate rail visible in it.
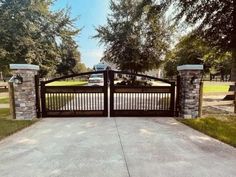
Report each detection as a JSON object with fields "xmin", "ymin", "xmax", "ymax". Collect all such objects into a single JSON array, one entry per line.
[
  {"xmin": 113, "ymin": 86, "xmax": 173, "ymax": 93},
  {"xmin": 45, "ymin": 86, "xmax": 104, "ymax": 93}
]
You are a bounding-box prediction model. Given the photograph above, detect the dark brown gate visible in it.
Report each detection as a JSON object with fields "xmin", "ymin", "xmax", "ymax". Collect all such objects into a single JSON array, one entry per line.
[
  {"xmin": 37, "ymin": 70, "xmax": 177, "ymax": 118},
  {"xmin": 109, "ymin": 71, "xmax": 176, "ymax": 117},
  {"xmin": 40, "ymin": 71, "xmax": 108, "ymax": 117}
]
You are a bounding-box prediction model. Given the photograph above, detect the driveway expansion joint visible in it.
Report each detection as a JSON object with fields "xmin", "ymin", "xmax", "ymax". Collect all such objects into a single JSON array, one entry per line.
[{"xmin": 113, "ymin": 118, "xmax": 131, "ymax": 177}]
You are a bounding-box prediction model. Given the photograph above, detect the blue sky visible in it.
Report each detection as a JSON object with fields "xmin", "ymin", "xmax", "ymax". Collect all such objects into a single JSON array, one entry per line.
[{"xmin": 53, "ymin": 0, "xmax": 110, "ymax": 68}]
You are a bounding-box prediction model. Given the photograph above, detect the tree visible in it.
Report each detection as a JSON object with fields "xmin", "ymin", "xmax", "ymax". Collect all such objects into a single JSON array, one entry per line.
[
  {"xmin": 163, "ymin": 0, "xmax": 235, "ymax": 81},
  {"xmin": 95, "ymin": 0, "xmax": 170, "ymax": 73},
  {"xmin": 0, "ymin": 0, "xmax": 80, "ymax": 77},
  {"xmin": 74, "ymin": 63, "xmax": 88, "ymax": 73},
  {"xmin": 56, "ymin": 39, "xmax": 81, "ymax": 76},
  {"xmin": 164, "ymin": 35, "xmax": 232, "ymax": 79}
]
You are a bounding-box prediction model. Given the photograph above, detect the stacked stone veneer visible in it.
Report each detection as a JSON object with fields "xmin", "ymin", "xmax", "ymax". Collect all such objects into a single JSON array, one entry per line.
[
  {"xmin": 10, "ymin": 64, "xmax": 39, "ymax": 120},
  {"xmin": 177, "ymin": 65, "xmax": 203, "ymax": 118}
]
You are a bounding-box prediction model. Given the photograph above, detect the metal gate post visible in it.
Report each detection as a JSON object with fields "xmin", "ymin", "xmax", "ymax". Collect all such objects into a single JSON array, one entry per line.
[
  {"xmin": 170, "ymin": 82, "xmax": 176, "ymax": 116},
  {"xmin": 41, "ymin": 81, "xmax": 46, "ymax": 117},
  {"xmin": 35, "ymin": 75, "xmax": 41, "ymax": 118},
  {"xmin": 103, "ymin": 70, "xmax": 108, "ymax": 117},
  {"xmin": 176, "ymin": 75, "xmax": 181, "ymax": 117},
  {"xmin": 109, "ymin": 71, "xmax": 114, "ymax": 117}
]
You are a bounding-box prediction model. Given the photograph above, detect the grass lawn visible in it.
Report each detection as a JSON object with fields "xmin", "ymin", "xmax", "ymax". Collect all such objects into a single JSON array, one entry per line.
[
  {"xmin": 179, "ymin": 116, "xmax": 236, "ymax": 147},
  {"xmin": 46, "ymin": 80, "xmax": 88, "ymax": 86},
  {"xmin": 0, "ymin": 108, "xmax": 36, "ymax": 140},
  {"xmin": 203, "ymin": 84, "xmax": 230, "ymax": 93},
  {"xmin": 0, "ymin": 97, "xmax": 9, "ymax": 104}
]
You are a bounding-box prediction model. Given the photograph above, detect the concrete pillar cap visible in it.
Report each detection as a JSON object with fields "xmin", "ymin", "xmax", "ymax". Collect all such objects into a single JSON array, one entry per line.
[
  {"xmin": 10, "ymin": 64, "xmax": 40, "ymax": 71},
  {"xmin": 177, "ymin": 64, "xmax": 203, "ymax": 71}
]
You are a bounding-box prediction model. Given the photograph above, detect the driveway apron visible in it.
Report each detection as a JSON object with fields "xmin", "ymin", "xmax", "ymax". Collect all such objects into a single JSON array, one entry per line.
[
  {"xmin": 115, "ymin": 118, "xmax": 236, "ymax": 177},
  {"xmin": 0, "ymin": 118, "xmax": 128, "ymax": 177},
  {"xmin": 0, "ymin": 117, "xmax": 236, "ymax": 177}
]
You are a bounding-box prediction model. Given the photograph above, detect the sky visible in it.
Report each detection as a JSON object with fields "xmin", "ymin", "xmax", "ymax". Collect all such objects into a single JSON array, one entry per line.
[{"xmin": 52, "ymin": 0, "xmax": 110, "ymax": 68}]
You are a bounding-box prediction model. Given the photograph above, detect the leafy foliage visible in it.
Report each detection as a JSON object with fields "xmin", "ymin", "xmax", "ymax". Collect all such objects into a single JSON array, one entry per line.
[
  {"xmin": 163, "ymin": 0, "xmax": 235, "ymax": 80},
  {"xmin": 56, "ymin": 40, "xmax": 81, "ymax": 75},
  {"xmin": 95, "ymin": 0, "xmax": 170, "ymax": 73},
  {"xmin": 173, "ymin": 0, "xmax": 233, "ymax": 51},
  {"xmin": 0, "ymin": 0, "xmax": 81, "ymax": 77},
  {"xmin": 164, "ymin": 35, "xmax": 232, "ymax": 78}
]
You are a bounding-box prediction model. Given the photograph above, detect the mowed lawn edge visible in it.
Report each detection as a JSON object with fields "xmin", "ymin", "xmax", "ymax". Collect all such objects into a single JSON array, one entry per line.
[
  {"xmin": 0, "ymin": 108, "xmax": 37, "ymax": 141},
  {"xmin": 46, "ymin": 80, "xmax": 88, "ymax": 86},
  {"xmin": 178, "ymin": 117, "xmax": 236, "ymax": 147},
  {"xmin": 203, "ymin": 84, "xmax": 230, "ymax": 93}
]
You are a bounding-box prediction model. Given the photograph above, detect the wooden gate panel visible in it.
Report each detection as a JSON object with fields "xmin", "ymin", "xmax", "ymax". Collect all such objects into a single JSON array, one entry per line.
[
  {"xmin": 41, "ymin": 71, "xmax": 108, "ymax": 117},
  {"xmin": 110, "ymin": 71, "xmax": 176, "ymax": 117}
]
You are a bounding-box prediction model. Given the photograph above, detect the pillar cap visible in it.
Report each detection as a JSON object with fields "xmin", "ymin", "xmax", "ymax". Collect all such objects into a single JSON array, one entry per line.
[
  {"xmin": 10, "ymin": 64, "xmax": 40, "ymax": 71},
  {"xmin": 177, "ymin": 64, "xmax": 203, "ymax": 71}
]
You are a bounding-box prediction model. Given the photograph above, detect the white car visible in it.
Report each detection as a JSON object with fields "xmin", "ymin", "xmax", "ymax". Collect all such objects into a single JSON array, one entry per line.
[{"xmin": 88, "ymin": 74, "xmax": 104, "ymax": 86}]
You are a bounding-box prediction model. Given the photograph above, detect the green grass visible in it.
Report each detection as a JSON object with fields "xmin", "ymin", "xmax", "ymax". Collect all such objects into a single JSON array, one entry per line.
[
  {"xmin": 0, "ymin": 97, "xmax": 9, "ymax": 104},
  {"xmin": 0, "ymin": 108, "xmax": 10, "ymax": 119},
  {"xmin": 203, "ymin": 85, "xmax": 230, "ymax": 93},
  {"xmin": 46, "ymin": 80, "xmax": 88, "ymax": 86},
  {"xmin": 0, "ymin": 108, "xmax": 36, "ymax": 140},
  {"xmin": 179, "ymin": 116, "xmax": 236, "ymax": 147}
]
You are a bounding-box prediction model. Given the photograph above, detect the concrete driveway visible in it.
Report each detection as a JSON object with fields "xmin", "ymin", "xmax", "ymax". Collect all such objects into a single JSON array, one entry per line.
[{"xmin": 0, "ymin": 118, "xmax": 236, "ymax": 177}]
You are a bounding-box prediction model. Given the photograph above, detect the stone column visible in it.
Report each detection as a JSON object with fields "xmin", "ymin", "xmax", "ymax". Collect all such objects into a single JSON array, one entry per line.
[
  {"xmin": 177, "ymin": 65, "xmax": 203, "ymax": 118},
  {"xmin": 9, "ymin": 64, "xmax": 40, "ymax": 120}
]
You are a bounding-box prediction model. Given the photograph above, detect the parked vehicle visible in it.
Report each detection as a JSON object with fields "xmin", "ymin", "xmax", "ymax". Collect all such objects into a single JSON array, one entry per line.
[{"xmin": 88, "ymin": 74, "xmax": 104, "ymax": 86}]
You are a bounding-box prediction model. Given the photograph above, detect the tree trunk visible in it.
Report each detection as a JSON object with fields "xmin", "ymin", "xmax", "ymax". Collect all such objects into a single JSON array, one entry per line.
[
  {"xmin": 225, "ymin": 2, "xmax": 236, "ymax": 110},
  {"xmin": 232, "ymin": 50, "xmax": 236, "ymax": 113},
  {"xmin": 231, "ymin": 51, "xmax": 236, "ymax": 82},
  {"xmin": 232, "ymin": 0, "xmax": 236, "ymax": 113}
]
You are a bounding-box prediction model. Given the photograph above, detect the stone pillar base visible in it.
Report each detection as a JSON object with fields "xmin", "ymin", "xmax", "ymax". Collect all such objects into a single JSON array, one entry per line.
[
  {"xmin": 177, "ymin": 65, "xmax": 203, "ymax": 118},
  {"xmin": 9, "ymin": 64, "xmax": 39, "ymax": 120}
]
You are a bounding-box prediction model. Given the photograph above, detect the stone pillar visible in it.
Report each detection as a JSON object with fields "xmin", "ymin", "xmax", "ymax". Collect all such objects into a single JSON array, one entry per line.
[
  {"xmin": 177, "ymin": 65, "xmax": 203, "ymax": 118},
  {"xmin": 9, "ymin": 64, "xmax": 39, "ymax": 120}
]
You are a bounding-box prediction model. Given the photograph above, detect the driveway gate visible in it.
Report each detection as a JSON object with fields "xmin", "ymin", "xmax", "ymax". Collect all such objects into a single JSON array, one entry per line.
[
  {"xmin": 37, "ymin": 70, "xmax": 177, "ymax": 117},
  {"xmin": 109, "ymin": 71, "xmax": 176, "ymax": 117},
  {"xmin": 40, "ymin": 71, "xmax": 108, "ymax": 117}
]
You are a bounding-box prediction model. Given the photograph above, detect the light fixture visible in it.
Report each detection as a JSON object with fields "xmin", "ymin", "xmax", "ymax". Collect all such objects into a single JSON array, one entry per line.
[
  {"xmin": 190, "ymin": 75, "xmax": 197, "ymax": 85},
  {"xmin": 14, "ymin": 74, "xmax": 23, "ymax": 84}
]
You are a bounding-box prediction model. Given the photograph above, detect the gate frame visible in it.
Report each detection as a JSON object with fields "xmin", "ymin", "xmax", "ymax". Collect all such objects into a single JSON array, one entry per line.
[
  {"xmin": 109, "ymin": 70, "xmax": 176, "ymax": 117},
  {"xmin": 36, "ymin": 70, "xmax": 178, "ymax": 118},
  {"xmin": 40, "ymin": 70, "xmax": 108, "ymax": 117}
]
